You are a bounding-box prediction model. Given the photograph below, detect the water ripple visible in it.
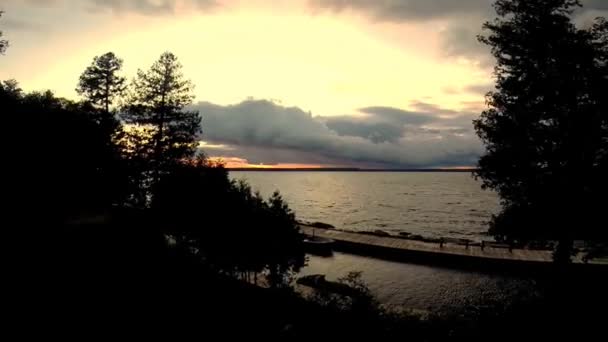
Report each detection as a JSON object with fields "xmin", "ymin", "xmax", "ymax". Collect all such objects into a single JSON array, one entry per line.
[{"xmin": 231, "ymin": 172, "xmax": 500, "ymax": 240}]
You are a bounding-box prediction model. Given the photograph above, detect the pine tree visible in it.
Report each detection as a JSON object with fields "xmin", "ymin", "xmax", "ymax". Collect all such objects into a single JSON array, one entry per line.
[
  {"xmin": 122, "ymin": 52, "xmax": 201, "ymax": 187},
  {"xmin": 77, "ymin": 52, "xmax": 127, "ymax": 115}
]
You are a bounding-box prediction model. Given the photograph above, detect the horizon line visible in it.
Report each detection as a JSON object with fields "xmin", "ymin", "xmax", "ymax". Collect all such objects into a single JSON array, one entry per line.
[{"xmin": 227, "ymin": 167, "xmax": 477, "ymax": 172}]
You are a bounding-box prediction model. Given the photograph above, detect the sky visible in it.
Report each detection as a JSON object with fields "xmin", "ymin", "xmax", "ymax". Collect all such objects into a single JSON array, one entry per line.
[{"xmin": 1, "ymin": 0, "xmax": 607, "ymax": 168}]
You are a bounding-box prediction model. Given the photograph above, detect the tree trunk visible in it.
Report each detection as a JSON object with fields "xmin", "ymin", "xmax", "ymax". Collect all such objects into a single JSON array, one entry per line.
[
  {"xmin": 153, "ymin": 91, "xmax": 166, "ymax": 188},
  {"xmin": 105, "ymin": 73, "xmax": 110, "ymax": 115}
]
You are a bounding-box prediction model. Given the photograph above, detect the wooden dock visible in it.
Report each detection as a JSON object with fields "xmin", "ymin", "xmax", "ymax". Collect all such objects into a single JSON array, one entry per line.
[{"xmin": 300, "ymin": 226, "xmax": 606, "ymax": 270}]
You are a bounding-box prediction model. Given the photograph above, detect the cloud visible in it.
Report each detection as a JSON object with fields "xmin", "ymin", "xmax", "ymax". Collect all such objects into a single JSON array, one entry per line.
[
  {"xmin": 1, "ymin": 0, "xmax": 218, "ymax": 15},
  {"xmin": 443, "ymin": 84, "xmax": 491, "ymax": 98},
  {"xmin": 464, "ymin": 83, "xmax": 493, "ymax": 95},
  {"xmin": 441, "ymin": 21, "xmax": 493, "ymax": 66},
  {"xmin": 310, "ymin": 0, "xmax": 606, "ymax": 22},
  {"xmin": 194, "ymin": 99, "xmax": 482, "ymax": 168},
  {"xmin": 328, "ymin": 103, "xmax": 479, "ymax": 144},
  {"xmin": 309, "ymin": 0, "xmax": 492, "ymax": 22},
  {"xmin": 408, "ymin": 101, "xmax": 461, "ymax": 117},
  {"xmin": 310, "ymin": 0, "xmax": 608, "ymax": 67},
  {"xmin": 1, "ymin": 0, "xmax": 60, "ymax": 6},
  {"xmin": 1, "ymin": 17, "xmax": 42, "ymax": 32},
  {"xmin": 325, "ymin": 117, "xmax": 405, "ymax": 143},
  {"xmin": 583, "ymin": 0, "xmax": 608, "ymax": 11},
  {"xmin": 83, "ymin": 0, "xmax": 218, "ymax": 15},
  {"xmin": 309, "ymin": 1, "xmax": 493, "ymax": 65},
  {"xmin": 359, "ymin": 106, "xmax": 436, "ymax": 124},
  {"xmin": 321, "ymin": 105, "xmax": 446, "ymax": 143}
]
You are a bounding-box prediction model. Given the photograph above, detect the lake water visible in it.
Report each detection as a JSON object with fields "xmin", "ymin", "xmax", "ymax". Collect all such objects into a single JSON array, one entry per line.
[
  {"xmin": 230, "ymin": 171, "xmax": 500, "ymax": 240},
  {"xmin": 301, "ymin": 252, "xmax": 541, "ymax": 315},
  {"xmin": 229, "ymin": 171, "xmax": 547, "ymax": 315}
]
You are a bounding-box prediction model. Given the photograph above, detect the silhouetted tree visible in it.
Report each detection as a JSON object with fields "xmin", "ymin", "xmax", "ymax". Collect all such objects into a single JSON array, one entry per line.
[
  {"xmin": 474, "ymin": 0, "xmax": 608, "ymax": 262},
  {"xmin": 0, "ymin": 79, "xmax": 19, "ymax": 97},
  {"xmin": 122, "ymin": 52, "xmax": 201, "ymax": 191},
  {"xmin": 152, "ymin": 159, "xmax": 305, "ymax": 287},
  {"xmin": 0, "ymin": 11, "xmax": 7, "ymax": 54},
  {"xmin": 77, "ymin": 52, "xmax": 126, "ymax": 115},
  {"xmin": 3, "ymin": 84, "xmax": 126, "ymax": 223},
  {"xmin": 263, "ymin": 191, "xmax": 306, "ymax": 288},
  {"xmin": 75, "ymin": 52, "xmax": 130, "ymax": 204}
]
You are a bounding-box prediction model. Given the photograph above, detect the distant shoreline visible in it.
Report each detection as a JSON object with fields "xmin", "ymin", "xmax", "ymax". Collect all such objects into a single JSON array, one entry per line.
[{"xmin": 228, "ymin": 168, "xmax": 476, "ymax": 173}]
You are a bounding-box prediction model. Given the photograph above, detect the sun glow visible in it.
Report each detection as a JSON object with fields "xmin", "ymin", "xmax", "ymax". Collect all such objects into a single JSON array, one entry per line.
[
  {"xmin": 209, "ymin": 157, "xmax": 323, "ymax": 169},
  {"xmin": 4, "ymin": 7, "xmax": 488, "ymax": 117}
]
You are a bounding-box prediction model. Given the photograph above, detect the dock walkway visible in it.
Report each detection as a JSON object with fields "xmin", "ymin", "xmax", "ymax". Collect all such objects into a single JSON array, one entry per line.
[{"xmin": 300, "ymin": 226, "xmax": 604, "ymax": 267}]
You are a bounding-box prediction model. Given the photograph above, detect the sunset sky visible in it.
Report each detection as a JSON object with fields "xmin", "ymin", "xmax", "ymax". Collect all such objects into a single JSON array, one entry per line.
[{"xmin": 2, "ymin": 0, "xmax": 606, "ymax": 168}]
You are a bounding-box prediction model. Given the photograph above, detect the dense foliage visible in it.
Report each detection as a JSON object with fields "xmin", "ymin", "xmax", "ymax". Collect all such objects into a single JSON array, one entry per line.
[
  {"xmin": 474, "ymin": 0, "xmax": 608, "ymax": 260},
  {"xmin": 152, "ymin": 158, "xmax": 306, "ymax": 287},
  {"xmin": 122, "ymin": 52, "xmax": 202, "ymax": 190},
  {"xmin": 2, "ymin": 46, "xmax": 305, "ymax": 287},
  {"xmin": 76, "ymin": 52, "xmax": 127, "ymax": 114}
]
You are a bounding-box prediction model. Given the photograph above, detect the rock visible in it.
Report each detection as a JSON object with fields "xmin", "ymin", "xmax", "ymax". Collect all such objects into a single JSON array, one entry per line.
[
  {"xmin": 360, "ymin": 230, "xmax": 391, "ymax": 237},
  {"xmin": 309, "ymin": 222, "xmax": 335, "ymax": 229}
]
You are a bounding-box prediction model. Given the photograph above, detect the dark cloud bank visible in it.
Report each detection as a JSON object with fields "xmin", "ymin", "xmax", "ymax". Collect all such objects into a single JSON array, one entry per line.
[
  {"xmin": 83, "ymin": 0, "xmax": 218, "ymax": 14},
  {"xmin": 1, "ymin": 0, "xmax": 218, "ymax": 15},
  {"xmin": 194, "ymin": 100, "xmax": 482, "ymax": 168},
  {"xmin": 310, "ymin": 0, "xmax": 608, "ymax": 66},
  {"xmin": 13, "ymin": 0, "xmax": 606, "ymax": 19}
]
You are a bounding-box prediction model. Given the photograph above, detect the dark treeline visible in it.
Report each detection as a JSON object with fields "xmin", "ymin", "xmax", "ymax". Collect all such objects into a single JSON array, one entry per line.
[
  {"xmin": 2, "ymin": 45, "xmax": 308, "ymax": 335},
  {"xmin": 1, "ymin": 49, "xmax": 465, "ymax": 340},
  {"xmin": 4, "ymin": 49, "xmax": 307, "ymax": 283},
  {"xmin": 2, "ymin": 45, "xmax": 437, "ymax": 339}
]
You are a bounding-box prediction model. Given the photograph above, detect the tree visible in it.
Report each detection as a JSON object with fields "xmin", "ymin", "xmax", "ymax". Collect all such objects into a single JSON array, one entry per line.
[
  {"xmin": 122, "ymin": 52, "xmax": 201, "ymax": 188},
  {"xmin": 3, "ymin": 84, "xmax": 126, "ymax": 222},
  {"xmin": 76, "ymin": 52, "xmax": 127, "ymax": 115},
  {"xmin": 474, "ymin": 0, "xmax": 608, "ymax": 262},
  {"xmin": 1, "ymin": 11, "xmax": 8, "ymax": 54},
  {"xmin": 151, "ymin": 159, "xmax": 305, "ymax": 287},
  {"xmin": 263, "ymin": 191, "xmax": 306, "ymax": 288},
  {"xmin": 0, "ymin": 79, "xmax": 20, "ymax": 98},
  {"xmin": 76, "ymin": 53, "xmax": 127, "ymax": 205}
]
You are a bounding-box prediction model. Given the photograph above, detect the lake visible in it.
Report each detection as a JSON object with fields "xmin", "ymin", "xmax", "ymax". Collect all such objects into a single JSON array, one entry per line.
[
  {"xmin": 228, "ymin": 171, "xmax": 579, "ymax": 315},
  {"xmin": 230, "ymin": 171, "xmax": 500, "ymax": 240},
  {"xmin": 301, "ymin": 252, "xmax": 541, "ymax": 315}
]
